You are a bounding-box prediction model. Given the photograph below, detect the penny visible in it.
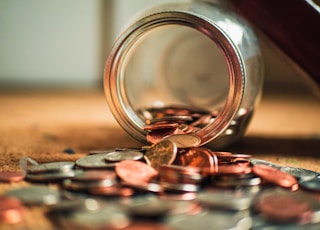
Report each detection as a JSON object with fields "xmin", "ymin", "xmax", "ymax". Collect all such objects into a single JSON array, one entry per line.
[
  {"xmin": 255, "ymin": 191, "xmax": 313, "ymax": 224},
  {"xmin": 143, "ymin": 123, "xmax": 179, "ymax": 131},
  {"xmin": 90, "ymin": 186, "xmax": 135, "ymax": 197},
  {"xmin": 149, "ymin": 115, "xmax": 193, "ymax": 124},
  {"xmin": 0, "ymin": 171, "xmax": 25, "ymax": 182},
  {"xmin": 163, "ymin": 133, "xmax": 201, "ymax": 148},
  {"xmin": 158, "ymin": 164, "xmax": 202, "ymax": 185},
  {"xmin": 145, "ymin": 139, "xmax": 177, "ymax": 170},
  {"xmin": 175, "ymin": 147, "xmax": 217, "ymax": 173},
  {"xmin": 104, "ymin": 150, "xmax": 144, "ymax": 162},
  {"xmin": 75, "ymin": 153, "xmax": 118, "ymax": 169},
  {"xmin": 115, "ymin": 160, "xmax": 158, "ymax": 185},
  {"xmin": 27, "ymin": 161, "xmax": 75, "ymax": 174},
  {"xmin": 216, "ymin": 164, "xmax": 252, "ymax": 175},
  {"xmin": 0, "ymin": 196, "xmax": 24, "ymax": 224},
  {"xmin": 217, "ymin": 154, "xmax": 252, "ymax": 164},
  {"xmin": 146, "ymin": 128, "xmax": 183, "ymax": 144},
  {"xmin": 252, "ymin": 164, "xmax": 299, "ymax": 190}
]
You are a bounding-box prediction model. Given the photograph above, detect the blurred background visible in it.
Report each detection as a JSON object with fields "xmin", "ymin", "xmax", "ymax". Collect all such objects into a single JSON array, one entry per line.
[{"xmin": 0, "ymin": 0, "xmax": 318, "ymax": 95}]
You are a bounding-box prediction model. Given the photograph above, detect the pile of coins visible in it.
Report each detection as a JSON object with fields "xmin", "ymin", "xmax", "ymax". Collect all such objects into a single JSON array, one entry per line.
[
  {"xmin": 0, "ymin": 105, "xmax": 319, "ymax": 229},
  {"xmin": 138, "ymin": 105, "xmax": 248, "ymax": 144},
  {"xmin": 0, "ymin": 140, "xmax": 319, "ymax": 229}
]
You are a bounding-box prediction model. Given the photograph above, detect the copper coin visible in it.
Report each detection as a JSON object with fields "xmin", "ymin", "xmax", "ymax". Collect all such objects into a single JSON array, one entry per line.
[
  {"xmin": 217, "ymin": 154, "xmax": 252, "ymax": 164},
  {"xmin": 175, "ymin": 147, "xmax": 216, "ymax": 173},
  {"xmin": 146, "ymin": 128, "xmax": 183, "ymax": 144},
  {"xmin": 163, "ymin": 133, "xmax": 201, "ymax": 148},
  {"xmin": 0, "ymin": 196, "xmax": 24, "ymax": 224},
  {"xmin": 89, "ymin": 186, "xmax": 135, "ymax": 197},
  {"xmin": 255, "ymin": 192, "xmax": 313, "ymax": 223},
  {"xmin": 0, "ymin": 171, "xmax": 25, "ymax": 182},
  {"xmin": 115, "ymin": 160, "xmax": 158, "ymax": 185},
  {"xmin": 144, "ymin": 139, "xmax": 177, "ymax": 170},
  {"xmin": 158, "ymin": 164, "xmax": 202, "ymax": 184},
  {"xmin": 143, "ymin": 123, "xmax": 179, "ymax": 131},
  {"xmin": 217, "ymin": 164, "xmax": 252, "ymax": 175},
  {"xmin": 213, "ymin": 151, "xmax": 233, "ymax": 157},
  {"xmin": 252, "ymin": 165, "xmax": 299, "ymax": 190}
]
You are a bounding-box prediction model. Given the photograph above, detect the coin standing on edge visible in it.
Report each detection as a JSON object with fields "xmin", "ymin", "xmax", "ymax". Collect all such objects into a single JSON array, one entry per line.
[
  {"xmin": 145, "ymin": 139, "xmax": 177, "ymax": 170},
  {"xmin": 163, "ymin": 133, "xmax": 201, "ymax": 148}
]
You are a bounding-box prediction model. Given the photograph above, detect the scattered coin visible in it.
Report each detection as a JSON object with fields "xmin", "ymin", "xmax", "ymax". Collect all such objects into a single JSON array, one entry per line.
[
  {"xmin": 104, "ymin": 150, "xmax": 144, "ymax": 162},
  {"xmin": 252, "ymin": 164, "xmax": 299, "ymax": 191},
  {"xmin": 280, "ymin": 166, "xmax": 319, "ymax": 181},
  {"xmin": 75, "ymin": 153, "xmax": 117, "ymax": 169},
  {"xmin": 300, "ymin": 177, "xmax": 320, "ymax": 192},
  {"xmin": 5, "ymin": 185, "xmax": 61, "ymax": 205},
  {"xmin": 27, "ymin": 161, "xmax": 75, "ymax": 174},
  {"xmin": 115, "ymin": 160, "xmax": 158, "ymax": 185},
  {"xmin": 0, "ymin": 171, "xmax": 25, "ymax": 182},
  {"xmin": 0, "ymin": 196, "xmax": 25, "ymax": 224},
  {"xmin": 255, "ymin": 190, "xmax": 314, "ymax": 224}
]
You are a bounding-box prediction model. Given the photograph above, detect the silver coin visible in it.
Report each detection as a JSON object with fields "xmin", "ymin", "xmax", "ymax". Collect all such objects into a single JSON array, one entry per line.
[
  {"xmin": 197, "ymin": 190, "xmax": 252, "ymax": 211},
  {"xmin": 75, "ymin": 154, "xmax": 118, "ymax": 169},
  {"xmin": 250, "ymin": 159, "xmax": 281, "ymax": 169},
  {"xmin": 89, "ymin": 148, "xmax": 141, "ymax": 155},
  {"xmin": 104, "ymin": 150, "xmax": 144, "ymax": 162},
  {"xmin": 5, "ymin": 185, "xmax": 61, "ymax": 205},
  {"xmin": 26, "ymin": 170, "xmax": 78, "ymax": 182},
  {"xmin": 65, "ymin": 205, "xmax": 130, "ymax": 229},
  {"xmin": 213, "ymin": 174, "xmax": 261, "ymax": 187},
  {"xmin": 27, "ymin": 161, "xmax": 75, "ymax": 174},
  {"xmin": 126, "ymin": 197, "xmax": 171, "ymax": 218},
  {"xmin": 160, "ymin": 182, "xmax": 199, "ymax": 192},
  {"xmin": 47, "ymin": 199, "xmax": 88, "ymax": 214},
  {"xmin": 63, "ymin": 179, "xmax": 117, "ymax": 191},
  {"xmin": 163, "ymin": 133, "xmax": 201, "ymax": 148},
  {"xmin": 280, "ymin": 166, "xmax": 319, "ymax": 181},
  {"xmin": 300, "ymin": 177, "xmax": 320, "ymax": 192}
]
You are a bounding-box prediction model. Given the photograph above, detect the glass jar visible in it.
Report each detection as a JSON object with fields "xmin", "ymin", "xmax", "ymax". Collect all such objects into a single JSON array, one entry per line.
[{"xmin": 104, "ymin": 0, "xmax": 263, "ymax": 149}]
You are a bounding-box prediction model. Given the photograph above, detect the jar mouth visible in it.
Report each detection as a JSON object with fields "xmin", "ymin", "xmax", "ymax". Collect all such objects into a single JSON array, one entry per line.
[{"xmin": 104, "ymin": 11, "xmax": 245, "ymax": 146}]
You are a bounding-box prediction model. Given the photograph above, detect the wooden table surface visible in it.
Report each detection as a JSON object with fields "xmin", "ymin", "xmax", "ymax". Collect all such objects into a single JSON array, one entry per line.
[{"xmin": 0, "ymin": 89, "xmax": 319, "ymax": 229}]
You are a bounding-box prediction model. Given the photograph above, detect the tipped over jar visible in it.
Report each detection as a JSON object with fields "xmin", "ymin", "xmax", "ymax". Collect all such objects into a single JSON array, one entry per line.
[{"xmin": 104, "ymin": 0, "xmax": 263, "ymax": 149}]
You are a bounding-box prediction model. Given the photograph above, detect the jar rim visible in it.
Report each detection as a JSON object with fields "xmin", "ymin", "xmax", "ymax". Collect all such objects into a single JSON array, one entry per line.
[{"xmin": 104, "ymin": 10, "xmax": 245, "ymax": 146}]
